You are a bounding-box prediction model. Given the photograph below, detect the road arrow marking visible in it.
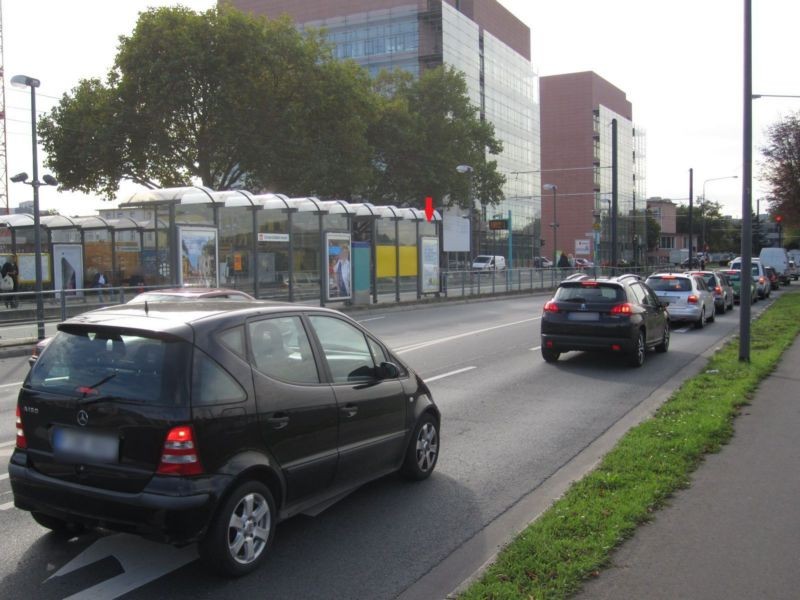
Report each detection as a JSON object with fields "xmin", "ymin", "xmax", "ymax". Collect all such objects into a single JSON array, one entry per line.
[{"xmin": 48, "ymin": 533, "xmax": 197, "ymax": 599}]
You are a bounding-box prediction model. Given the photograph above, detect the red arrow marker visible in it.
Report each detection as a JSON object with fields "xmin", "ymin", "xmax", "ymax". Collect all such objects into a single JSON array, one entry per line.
[{"xmin": 425, "ymin": 196, "xmax": 433, "ymax": 222}]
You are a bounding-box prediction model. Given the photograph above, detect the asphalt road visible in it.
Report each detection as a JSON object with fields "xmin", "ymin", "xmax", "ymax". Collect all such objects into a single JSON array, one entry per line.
[{"xmin": 0, "ymin": 291, "xmax": 780, "ymax": 600}]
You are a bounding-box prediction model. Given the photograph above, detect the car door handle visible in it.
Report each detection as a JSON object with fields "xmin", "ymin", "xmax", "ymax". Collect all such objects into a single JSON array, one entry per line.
[
  {"xmin": 340, "ymin": 404, "xmax": 358, "ymax": 418},
  {"xmin": 267, "ymin": 415, "xmax": 290, "ymax": 430}
]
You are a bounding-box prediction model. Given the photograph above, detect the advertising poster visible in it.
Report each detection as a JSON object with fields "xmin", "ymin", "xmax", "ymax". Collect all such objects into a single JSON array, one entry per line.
[
  {"xmin": 575, "ymin": 239, "xmax": 591, "ymax": 256},
  {"xmin": 179, "ymin": 227, "xmax": 218, "ymax": 287},
  {"xmin": 17, "ymin": 252, "xmax": 51, "ymax": 284},
  {"xmin": 52, "ymin": 244, "xmax": 83, "ymax": 297},
  {"xmin": 326, "ymin": 233, "xmax": 352, "ymax": 301},
  {"xmin": 420, "ymin": 237, "xmax": 440, "ymax": 294}
]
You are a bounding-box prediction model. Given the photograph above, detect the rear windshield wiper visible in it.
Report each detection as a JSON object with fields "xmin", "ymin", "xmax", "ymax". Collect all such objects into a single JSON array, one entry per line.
[{"xmin": 75, "ymin": 372, "xmax": 118, "ymax": 402}]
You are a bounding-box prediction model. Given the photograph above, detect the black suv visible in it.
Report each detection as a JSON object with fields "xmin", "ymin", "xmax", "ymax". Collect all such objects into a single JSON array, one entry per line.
[
  {"xmin": 10, "ymin": 301, "xmax": 440, "ymax": 576},
  {"xmin": 540, "ymin": 274, "xmax": 670, "ymax": 367}
]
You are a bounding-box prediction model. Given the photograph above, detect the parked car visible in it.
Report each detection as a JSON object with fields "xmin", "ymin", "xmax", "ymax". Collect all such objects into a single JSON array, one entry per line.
[
  {"xmin": 471, "ymin": 255, "xmax": 506, "ymax": 271},
  {"xmin": 721, "ymin": 269, "xmax": 757, "ymax": 305},
  {"xmin": 645, "ymin": 272, "xmax": 716, "ymax": 329},
  {"xmin": 574, "ymin": 258, "xmax": 594, "ymax": 268},
  {"xmin": 688, "ymin": 270, "xmax": 735, "ymax": 314},
  {"xmin": 788, "ymin": 259, "xmax": 798, "ymax": 281},
  {"xmin": 764, "ymin": 265, "xmax": 780, "ymax": 291},
  {"xmin": 533, "ymin": 256, "xmax": 553, "ymax": 268},
  {"xmin": 540, "ymin": 273, "xmax": 670, "ymax": 367},
  {"xmin": 759, "ymin": 247, "xmax": 791, "ymax": 285},
  {"xmin": 128, "ymin": 287, "xmax": 255, "ymax": 304},
  {"xmin": 11, "ymin": 301, "xmax": 440, "ymax": 577},
  {"xmin": 729, "ymin": 258, "xmax": 770, "ymax": 299}
]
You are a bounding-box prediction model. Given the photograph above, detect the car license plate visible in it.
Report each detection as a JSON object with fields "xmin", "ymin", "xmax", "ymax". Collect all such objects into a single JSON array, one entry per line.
[
  {"xmin": 568, "ymin": 312, "xmax": 599, "ymax": 321},
  {"xmin": 52, "ymin": 427, "xmax": 119, "ymax": 464}
]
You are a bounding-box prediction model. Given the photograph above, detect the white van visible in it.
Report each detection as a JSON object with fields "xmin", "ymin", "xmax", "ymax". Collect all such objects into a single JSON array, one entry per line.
[
  {"xmin": 759, "ymin": 247, "xmax": 791, "ymax": 285},
  {"xmin": 472, "ymin": 255, "xmax": 506, "ymax": 271}
]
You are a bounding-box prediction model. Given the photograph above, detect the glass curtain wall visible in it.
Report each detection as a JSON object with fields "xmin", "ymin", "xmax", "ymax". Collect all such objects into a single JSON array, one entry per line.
[{"xmin": 114, "ymin": 229, "xmax": 142, "ymax": 287}]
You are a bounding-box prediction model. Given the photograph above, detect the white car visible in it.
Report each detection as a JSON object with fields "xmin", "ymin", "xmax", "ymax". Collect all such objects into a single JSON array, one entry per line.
[
  {"xmin": 472, "ymin": 255, "xmax": 506, "ymax": 271},
  {"xmin": 645, "ymin": 273, "xmax": 716, "ymax": 328}
]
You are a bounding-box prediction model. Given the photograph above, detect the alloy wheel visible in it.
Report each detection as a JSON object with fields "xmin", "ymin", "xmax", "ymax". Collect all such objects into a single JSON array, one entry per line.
[
  {"xmin": 416, "ymin": 422, "xmax": 439, "ymax": 473},
  {"xmin": 228, "ymin": 492, "xmax": 271, "ymax": 565}
]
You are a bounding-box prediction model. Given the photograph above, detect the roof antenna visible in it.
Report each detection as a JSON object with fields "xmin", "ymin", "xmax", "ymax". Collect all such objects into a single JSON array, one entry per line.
[{"xmin": 145, "ymin": 300, "xmax": 149, "ymax": 316}]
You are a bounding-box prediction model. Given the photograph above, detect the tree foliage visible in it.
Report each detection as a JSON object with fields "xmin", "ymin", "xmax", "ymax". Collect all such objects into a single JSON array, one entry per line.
[
  {"xmin": 368, "ymin": 67, "xmax": 505, "ymax": 209},
  {"xmin": 645, "ymin": 213, "xmax": 661, "ymax": 252},
  {"xmin": 761, "ymin": 111, "xmax": 800, "ymax": 227},
  {"xmin": 38, "ymin": 6, "xmax": 505, "ymax": 208}
]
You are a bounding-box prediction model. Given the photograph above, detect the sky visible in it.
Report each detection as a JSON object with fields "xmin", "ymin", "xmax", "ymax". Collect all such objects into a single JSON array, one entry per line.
[{"xmin": 4, "ymin": 0, "xmax": 800, "ymax": 219}]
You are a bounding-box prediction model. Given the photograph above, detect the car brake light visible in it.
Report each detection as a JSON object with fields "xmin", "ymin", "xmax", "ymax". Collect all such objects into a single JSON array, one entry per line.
[
  {"xmin": 580, "ymin": 281, "xmax": 599, "ymax": 287},
  {"xmin": 611, "ymin": 344, "xmax": 622, "ymax": 351},
  {"xmin": 543, "ymin": 301, "xmax": 559, "ymax": 313},
  {"xmin": 660, "ymin": 275, "xmax": 676, "ymax": 279},
  {"xmin": 759, "ymin": 276, "xmax": 765, "ymax": 284},
  {"xmin": 16, "ymin": 406, "xmax": 27, "ymax": 449},
  {"xmin": 157, "ymin": 425, "xmax": 203, "ymax": 476},
  {"xmin": 715, "ymin": 286, "xmax": 722, "ymax": 294},
  {"xmin": 687, "ymin": 295, "xmax": 699, "ymax": 304},
  {"xmin": 610, "ymin": 303, "xmax": 633, "ymax": 315}
]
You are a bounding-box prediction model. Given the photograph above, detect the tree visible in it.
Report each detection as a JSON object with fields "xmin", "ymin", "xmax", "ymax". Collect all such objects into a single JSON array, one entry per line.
[
  {"xmin": 645, "ymin": 212, "xmax": 661, "ymax": 252},
  {"xmin": 38, "ymin": 6, "xmax": 377, "ymax": 199},
  {"xmin": 761, "ymin": 111, "xmax": 800, "ymax": 227},
  {"xmin": 367, "ymin": 66, "xmax": 505, "ymax": 209}
]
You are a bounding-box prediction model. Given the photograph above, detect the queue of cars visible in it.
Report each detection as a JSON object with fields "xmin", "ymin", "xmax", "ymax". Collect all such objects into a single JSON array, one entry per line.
[{"xmin": 540, "ymin": 257, "xmax": 781, "ymax": 368}]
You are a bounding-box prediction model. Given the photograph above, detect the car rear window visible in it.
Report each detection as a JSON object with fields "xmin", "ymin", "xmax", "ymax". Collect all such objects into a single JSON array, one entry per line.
[
  {"xmin": 27, "ymin": 329, "xmax": 191, "ymax": 406},
  {"xmin": 646, "ymin": 277, "xmax": 691, "ymax": 292},
  {"xmin": 554, "ymin": 283, "xmax": 624, "ymax": 303}
]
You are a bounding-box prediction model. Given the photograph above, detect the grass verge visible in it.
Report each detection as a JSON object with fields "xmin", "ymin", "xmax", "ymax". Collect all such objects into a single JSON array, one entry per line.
[{"xmin": 461, "ymin": 291, "xmax": 800, "ymax": 600}]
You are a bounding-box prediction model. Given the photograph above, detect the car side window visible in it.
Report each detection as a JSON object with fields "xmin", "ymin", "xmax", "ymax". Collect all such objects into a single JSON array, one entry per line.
[
  {"xmin": 633, "ymin": 283, "xmax": 651, "ymax": 306},
  {"xmin": 308, "ymin": 316, "xmax": 377, "ymax": 383},
  {"xmin": 367, "ymin": 336, "xmax": 388, "ymax": 365},
  {"xmin": 192, "ymin": 349, "xmax": 247, "ymax": 406},
  {"xmin": 218, "ymin": 326, "xmax": 245, "ymax": 357},
  {"xmin": 248, "ymin": 316, "xmax": 319, "ymax": 384}
]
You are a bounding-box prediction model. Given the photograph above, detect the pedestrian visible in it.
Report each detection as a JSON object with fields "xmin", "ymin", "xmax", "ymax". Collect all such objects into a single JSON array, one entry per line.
[
  {"xmin": 700, "ymin": 257, "xmax": 706, "ymax": 270},
  {"xmin": 558, "ymin": 252, "xmax": 570, "ymax": 268},
  {"xmin": 92, "ymin": 270, "xmax": 108, "ymax": 303},
  {"xmin": 1, "ymin": 255, "xmax": 19, "ymax": 309}
]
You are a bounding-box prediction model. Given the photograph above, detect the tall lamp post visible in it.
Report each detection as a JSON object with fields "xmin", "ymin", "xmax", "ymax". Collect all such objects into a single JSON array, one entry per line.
[
  {"xmin": 10, "ymin": 74, "xmax": 57, "ymax": 340},
  {"xmin": 701, "ymin": 175, "xmax": 738, "ymax": 255},
  {"xmin": 543, "ymin": 183, "xmax": 558, "ymax": 266}
]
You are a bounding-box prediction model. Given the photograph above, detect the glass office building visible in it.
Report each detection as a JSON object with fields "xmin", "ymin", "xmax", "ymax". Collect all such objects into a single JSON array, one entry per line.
[{"xmin": 234, "ymin": 0, "xmax": 541, "ymax": 265}]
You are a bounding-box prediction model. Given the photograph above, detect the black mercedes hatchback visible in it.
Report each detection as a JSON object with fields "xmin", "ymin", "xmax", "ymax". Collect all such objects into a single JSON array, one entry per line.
[
  {"xmin": 540, "ymin": 273, "xmax": 670, "ymax": 367},
  {"xmin": 10, "ymin": 301, "xmax": 440, "ymax": 576}
]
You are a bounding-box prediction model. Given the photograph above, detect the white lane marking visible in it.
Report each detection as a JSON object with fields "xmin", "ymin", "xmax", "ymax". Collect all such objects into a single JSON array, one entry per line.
[
  {"xmin": 0, "ymin": 440, "xmax": 17, "ymax": 448},
  {"xmin": 0, "ymin": 381, "xmax": 24, "ymax": 389},
  {"xmin": 0, "ymin": 473, "xmax": 8, "ymax": 481},
  {"xmin": 530, "ymin": 346, "xmax": 541, "ymax": 351},
  {"xmin": 50, "ymin": 533, "xmax": 197, "ymax": 600},
  {"xmin": 395, "ymin": 317, "xmax": 541, "ymax": 354},
  {"xmin": 0, "ymin": 501, "xmax": 13, "ymax": 511},
  {"xmin": 357, "ymin": 316, "xmax": 386, "ymax": 323},
  {"xmin": 424, "ymin": 366, "xmax": 476, "ymax": 383}
]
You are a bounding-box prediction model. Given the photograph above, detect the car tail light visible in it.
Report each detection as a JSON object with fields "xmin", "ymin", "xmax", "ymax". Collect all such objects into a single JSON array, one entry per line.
[
  {"xmin": 610, "ymin": 303, "xmax": 633, "ymax": 315},
  {"xmin": 157, "ymin": 425, "xmax": 203, "ymax": 476},
  {"xmin": 759, "ymin": 276, "xmax": 766, "ymax": 284},
  {"xmin": 580, "ymin": 281, "xmax": 599, "ymax": 287},
  {"xmin": 715, "ymin": 286, "xmax": 722, "ymax": 294},
  {"xmin": 16, "ymin": 406, "xmax": 27, "ymax": 449},
  {"xmin": 543, "ymin": 301, "xmax": 559, "ymax": 313},
  {"xmin": 687, "ymin": 295, "xmax": 699, "ymax": 304},
  {"xmin": 611, "ymin": 344, "xmax": 622, "ymax": 351},
  {"xmin": 545, "ymin": 340, "xmax": 554, "ymax": 348}
]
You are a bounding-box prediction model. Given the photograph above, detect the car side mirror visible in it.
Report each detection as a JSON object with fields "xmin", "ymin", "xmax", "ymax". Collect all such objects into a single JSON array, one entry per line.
[{"xmin": 378, "ymin": 361, "xmax": 400, "ymax": 379}]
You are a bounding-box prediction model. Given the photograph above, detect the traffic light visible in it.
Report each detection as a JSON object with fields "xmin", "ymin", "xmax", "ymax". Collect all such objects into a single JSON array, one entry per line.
[{"xmin": 775, "ymin": 215, "xmax": 783, "ymax": 223}]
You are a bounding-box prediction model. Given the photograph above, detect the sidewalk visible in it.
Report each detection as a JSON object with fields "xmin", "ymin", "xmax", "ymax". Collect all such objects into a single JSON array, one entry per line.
[{"xmin": 577, "ymin": 334, "xmax": 800, "ymax": 600}]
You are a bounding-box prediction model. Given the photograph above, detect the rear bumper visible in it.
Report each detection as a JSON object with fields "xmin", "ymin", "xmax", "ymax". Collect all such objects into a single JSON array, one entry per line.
[
  {"xmin": 541, "ymin": 332, "xmax": 635, "ymax": 354},
  {"xmin": 666, "ymin": 306, "xmax": 702, "ymax": 322},
  {"xmin": 9, "ymin": 451, "xmax": 228, "ymax": 544}
]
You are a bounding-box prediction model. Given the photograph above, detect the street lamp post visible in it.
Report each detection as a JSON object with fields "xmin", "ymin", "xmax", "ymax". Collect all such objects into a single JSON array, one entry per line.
[
  {"xmin": 543, "ymin": 184, "xmax": 558, "ymax": 266},
  {"xmin": 10, "ymin": 74, "xmax": 57, "ymax": 340},
  {"xmin": 701, "ymin": 175, "xmax": 738, "ymax": 255}
]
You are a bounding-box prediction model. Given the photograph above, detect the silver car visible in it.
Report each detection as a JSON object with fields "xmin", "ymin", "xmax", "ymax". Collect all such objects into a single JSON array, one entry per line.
[
  {"xmin": 688, "ymin": 270, "xmax": 735, "ymax": 314},
  {"xmin": 645, "ymin": 273, "xmax": 716, "ymax": 328}
]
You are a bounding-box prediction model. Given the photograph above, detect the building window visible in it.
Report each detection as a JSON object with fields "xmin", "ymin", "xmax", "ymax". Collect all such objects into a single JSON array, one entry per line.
[{"xmin": 660, "ymin": 236, "xmax": 674, "ymax": 249}]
